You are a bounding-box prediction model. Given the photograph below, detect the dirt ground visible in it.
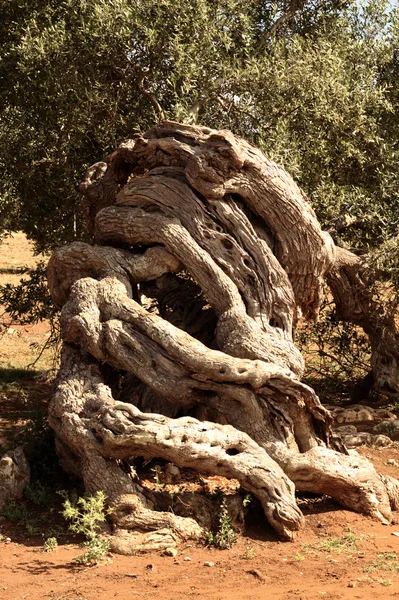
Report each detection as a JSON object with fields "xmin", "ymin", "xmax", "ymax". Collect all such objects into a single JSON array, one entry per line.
[
  {"xmin": 2, "ymin": 464, "xmax": 399, "ymax": 600},
  {"xmin": 2, "ymin": 235, "xmax": 399, "ymax": 600}
]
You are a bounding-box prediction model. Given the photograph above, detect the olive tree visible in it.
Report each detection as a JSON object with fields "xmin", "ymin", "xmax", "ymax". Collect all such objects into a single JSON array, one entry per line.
[
  {"xmin": 47, "ymin": 122, "xmax": 399, "ymax": 552},
  {"xmin": 2, "ymin": 0, "xmax": 398, "ymax": 395}
]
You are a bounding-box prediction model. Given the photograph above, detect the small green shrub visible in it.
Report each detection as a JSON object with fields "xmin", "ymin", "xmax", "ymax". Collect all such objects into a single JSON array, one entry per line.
[
  {"xmin": 294, "ymin": 552, "xmax": 305, "ymax": 562},
  {"xmin": 241, "ymin": 543, "xmax": 257, "ymax": 559},
  {"xmin": 74, "ymin": 536, "xmax": 111, "ymax": 565},
  {"xmin": 25, "ymin": 520, "xmax": 39, "ymax": 535},
  {"xmin": 1, "ymin": 500, "xmax": 38, "ymax": 534},
  {"xmin": 61, "ymin": 490, "xmax": 113, "ymax": 565},
  {"xmin": 18, "ymin": 408, "xmax": 59, "ymax": 483},
  {"xmin": 46, "ymin": 523, "xmax": 65, "ymax": 537},
  {"xmin": 242, "ymin": 493, "xmax": 252, "ymax": 508},
  {"xmin": 207, "ymin": 496, "xmax": 237, "ymax": 550},
  {"xmin": 1, "ymin": 500, "xmax": 29, "ymax": 523},
  {"xmin": 43, "ymin": 536, "xmax": 58, "ymax": 552},
  {"xmin": 297, "ymin": 299, "xmax": 371, "ymax": 403},
  {"xmin": 24, "ymin": 481, "xmax": 50, "ymax": 507}
]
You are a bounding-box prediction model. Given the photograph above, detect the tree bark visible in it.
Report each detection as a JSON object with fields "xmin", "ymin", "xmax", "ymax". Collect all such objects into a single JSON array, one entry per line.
[
  {"xmin": 327, "ymin": 246, "xmax": 399, "ymax": 394},
  {"xmin": 47, "ymin": 121, "xmax": 399, "ymax": 551}
]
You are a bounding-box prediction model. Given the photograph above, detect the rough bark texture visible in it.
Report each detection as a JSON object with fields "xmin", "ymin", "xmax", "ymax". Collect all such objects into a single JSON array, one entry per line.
[
  {"xmin": 47, "ymin": 122, "xmax": 399, "ymax": 551},
  {"xmin": 0, "ymin": 447, "xmax": 30, "ymax": 509},
  {"xmin": 327, "ymin": 247, "xmax": 399, "ymax": 394}
]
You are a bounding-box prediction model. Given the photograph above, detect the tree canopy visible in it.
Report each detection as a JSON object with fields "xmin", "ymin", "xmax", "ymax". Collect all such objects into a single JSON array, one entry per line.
[
  {"xmin": 1, "ymin": 0, "xmax": 399, "ymax": 395},
  {"xmin": 1, "ymin": 0, "xmax": 398, "ymax": 252}
]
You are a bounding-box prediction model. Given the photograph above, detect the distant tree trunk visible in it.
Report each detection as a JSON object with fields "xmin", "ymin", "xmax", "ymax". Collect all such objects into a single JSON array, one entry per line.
[
  {"xmin": 327, "ymin": 247, "xmax": 399, "ymax": 395},
  {"xmin": 47, "ymin": 122, "xmax": 399, "ymax": 553}
]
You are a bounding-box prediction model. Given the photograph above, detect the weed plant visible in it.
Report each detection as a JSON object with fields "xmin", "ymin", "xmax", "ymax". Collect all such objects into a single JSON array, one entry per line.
[
  {"xmin": 61, "ymin": 490, "xmax": 113, "ymax": 565},
  {"xmin": 241, "ymin": 543, "xmax": 257, "ymax": 559},
  {"xmin": 207, "ymin": 495, "xmax": 237, "ymax": 550},
  {"xmin": 302, "ymin": 529, "xmax": 362, "ymax": 556},
  {"xmin": 364, "ymin": 553, "xmax": 399, "ymax": 574},
  {"xmin": 43, "ymin": 536, "xmax": 58, "ymax": 552},
  {"xmin": 1, "ymin": 500, "xmax": 38, "ymax": 534}
]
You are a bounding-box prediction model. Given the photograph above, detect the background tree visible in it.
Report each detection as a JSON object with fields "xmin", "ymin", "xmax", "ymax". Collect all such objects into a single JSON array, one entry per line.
[{"xmin": 1, "ymin": 0, "xmax": 398, "ymax": 394}]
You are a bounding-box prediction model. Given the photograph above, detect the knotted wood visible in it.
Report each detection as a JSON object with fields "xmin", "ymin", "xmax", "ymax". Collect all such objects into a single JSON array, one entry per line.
[{"xmin": 47, "ymin": 122, "xmax": 399, "ymax": 551}]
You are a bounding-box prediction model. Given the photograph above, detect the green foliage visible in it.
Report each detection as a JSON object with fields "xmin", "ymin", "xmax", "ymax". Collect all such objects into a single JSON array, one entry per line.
[
  {"xmin": 242, "ymin": 493, "xmax": 252, "ymax": 508},
  {"xmin": 297, "ymin": 298, "xmax": 371, "ymax": 401},
  {"xmin": 317, "ymin": 530, "xmax": 359, "ymax": 553},
  {"xmin": 241, "ymin": 543, "xmax": 257, "ymax": 559},
  {"xmin": 1, "ymin": 0, "xmax": 399, "ymax": 388},
  {"xmin": 1, "ymin": 500, "xmax": 29, "ymax": 524},
  {"xmin": 378, "ymin": 579, "xmax": 393, "ymax": 586},
  {"xmin": 0, "ymin": 262, "xmax": 56, "ymax": 324},
  {"xmin": 207, "ymin": 495, "xmax": 237, "ymax": 549},
  {"xmin": 14, "ymin": 401, "xmax": 59, "ymax": 483},
  {"xmin": 302, "ymin": 528, "xmax": 363, "ymax": 555},
  {"xmin": 294, "ymin": 552, "xmax": 305, "ymax": 561},
  {"xmin": 1, "ymin": 0, "xmax": 398, "ymax": 254},
  {"xmin": 1, "ymin": 500, "xmax": 39, "ymax": 535},
  {"xmin": 74, "ymin": 535, "xmax": 111, "ymax": 566},
  {"xmin": 24, "ymin": 480, "xmax": 51, "ymax": 507},
  {"xmin": 364, "ymin": 552, "xmax": 399, "ymax": 574},
  {"xmin": 0, "ymin": 372, "xmax": 60, "ymax": 483},
  {"xmin": 43, "ymin": 536, "xmax": 58, "ymax": 552},
  {"xmin": 368, "ymin": 237, "xmax": 399, "ymax": 312},
  {"xmin": 61, "ymin": 490, "xmax": 112, "ymax": 565}
]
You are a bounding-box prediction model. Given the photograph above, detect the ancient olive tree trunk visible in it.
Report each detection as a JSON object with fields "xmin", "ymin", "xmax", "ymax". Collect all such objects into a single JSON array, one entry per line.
[{"xmin": 47, "ymin": 122, "xmax": 399, "ymax": 552}]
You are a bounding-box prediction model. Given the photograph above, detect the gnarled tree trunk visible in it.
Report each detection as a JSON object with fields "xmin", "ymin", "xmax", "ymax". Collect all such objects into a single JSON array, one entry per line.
[{"xmin": 47, "ymin": 122, "xmax": 399, "ymax": 552}]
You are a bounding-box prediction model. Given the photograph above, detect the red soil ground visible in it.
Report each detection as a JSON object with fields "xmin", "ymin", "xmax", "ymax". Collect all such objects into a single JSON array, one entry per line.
[{"xmin": 1, "ymin": 447, "xmax": 399, "ymax": 600}]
